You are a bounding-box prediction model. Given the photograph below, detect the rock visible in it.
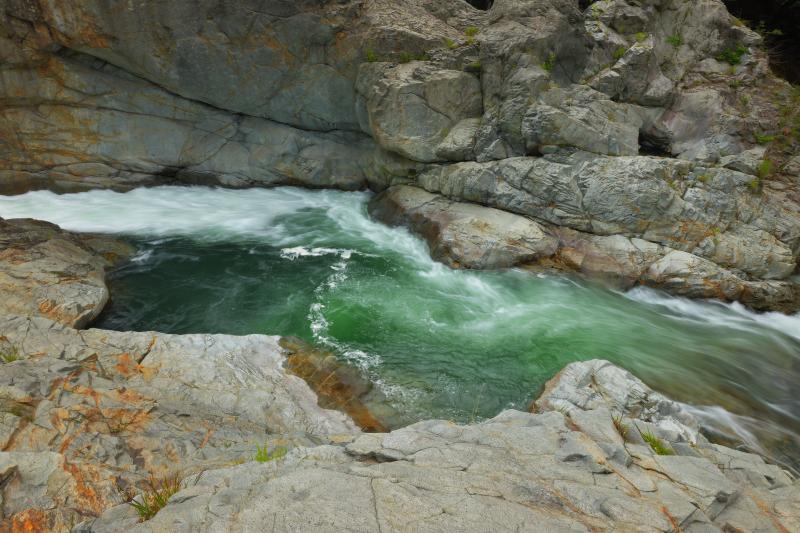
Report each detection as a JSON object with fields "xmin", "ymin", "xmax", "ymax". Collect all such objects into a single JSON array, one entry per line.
[
  {"xmin": 435, "ymin": 118, "xmax": 482, "ymax": 161},
  {"xmin": 356, "ymin": 62, "xmax": 483, "ymax": 163},
  {"xmin": 0, "ymin": 218, "xmax": 133, "ymax": 327},
  {"xmin": 2, "ymin": 0, "xmax": 799, "ymax": 312},
  {"xmin": 368, "ymin": 185, "xmax": 558, "ymax": 269},
  {"xmin": 521, "ymin": 86, "xmax": 643, "ymax": 156},
  {"xmin": 79, "ymin": 369, "xmax": 799, "ymax": 532},
  {"xmin": 720, "ymin": 147, "xmax": 768, "ymax": 175},
  {"xmin": 0, "ymin": 314, "xmax": 363, "ymax": 530},
  {"xmin": 534, "ymin": 360, "xmax": 703, "ymax": 444},
  {"xmin": 370, "ymin": 185, "xmax": 800, "ymax": 311}
]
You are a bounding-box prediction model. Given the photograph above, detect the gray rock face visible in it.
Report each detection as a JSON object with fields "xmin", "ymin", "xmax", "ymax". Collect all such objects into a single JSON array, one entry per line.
[
  {"xmin": 77, "ymin": 361, "xmax": 800, "ymax": 532},
  {"xmin": 0, "ymin": 217, "xmax": 132, "ymax": 327},
  {"xmin": 356, "ymin": 62, "xmax": 483, "ymax": 163}
]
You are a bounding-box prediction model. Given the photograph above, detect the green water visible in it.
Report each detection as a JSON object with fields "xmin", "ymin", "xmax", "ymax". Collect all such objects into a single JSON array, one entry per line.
[{"xmin": 1, "ymin": 186, "xmax": 799, "ymax": 465}]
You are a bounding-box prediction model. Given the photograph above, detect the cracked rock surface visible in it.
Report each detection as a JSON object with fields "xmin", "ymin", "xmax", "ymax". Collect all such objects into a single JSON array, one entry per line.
[
  {"xmin": 0, "ymin": 315, "xmax": 361, "ymax": 532},
  {"xmin": 76, "ymin": 360, "xmax": 800, "ymax": 532}
]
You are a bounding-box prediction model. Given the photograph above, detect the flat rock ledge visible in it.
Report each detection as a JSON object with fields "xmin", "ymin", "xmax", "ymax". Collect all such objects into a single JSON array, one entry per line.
[
  {"xmin": 64, "ymin": 359, "xmax": 799, "ymax": 533},
  {"xmin": 369, "ymin": 185, "xmax": 800, "ymax": 313},
  {"xmin": 0, "ymin": 315, "xmax": 361, "ymax": 532}
]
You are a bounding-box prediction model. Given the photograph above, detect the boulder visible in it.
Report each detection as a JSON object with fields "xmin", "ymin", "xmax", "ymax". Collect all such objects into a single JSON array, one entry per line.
[
  {"xmin": 368, "ymin": 185, "xmax": 558, "ymax": 268},
  {"xmin": 370, "ymin": 185, "xmax": 800, "ymax": 311},
  {"xmin": 0, "ymin": 218, "xmax": 133, "ymax": 327},
  {"xmin": 356, "ymin": 62, "xmax": 483, "ymax": 162}
]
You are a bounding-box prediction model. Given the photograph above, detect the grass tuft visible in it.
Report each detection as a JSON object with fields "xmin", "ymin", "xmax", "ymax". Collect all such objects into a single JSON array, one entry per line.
[
  {"xmin": 128, "ymin": 474, "xmax": 182, "ymax": 522},
  {"xmin": 254, "ymin": 444, "xmax": 288, "ymax": 463},
  {"xmin": 635, "ymin": 32, "xmax": 648, "ymax": 42},
  {"xmin": 1, "ymin": 346, "xmax": 21, "ymax": 363},
  {"xmin": 640, "ymin": 430, "xmax": 674, "ymax": 455},
  {"xmin": 612, "ymin": 414, "xmax": 630, "ymax": 441},
  {"xmin": 666, "ymin": 34, "xmax": 682, "ymax": 48},
  {"xmin": 717, "ymin": 44, "xmax": 748, "ymax": 66},
  {"xmin": 613, "ymin": 46, "xmax": 627, "ymax": 61},
  {"xmin": 443, "ymin": 37, "xmax": 458, "ymax": 50}
]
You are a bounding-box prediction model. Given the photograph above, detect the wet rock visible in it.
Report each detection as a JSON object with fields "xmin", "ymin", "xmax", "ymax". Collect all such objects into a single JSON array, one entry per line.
[
  {"xmin": 280, "ymin": 337, "xmax": 388, "ymax": 433},
  {"xmin": 0, "ymin": 218, "xmax": 133, "ymax": 327},
  {"xmin": 368, "ymin": 185, "xmax": 558, "ymax": 269}
]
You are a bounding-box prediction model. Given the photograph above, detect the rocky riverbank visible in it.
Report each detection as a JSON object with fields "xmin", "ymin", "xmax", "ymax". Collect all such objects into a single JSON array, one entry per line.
[
  {"xmin": 2, "ymin": 0, "xmax": 799, "ymax": 311},
  {"xmin": 0, "ymin": 216, "xmax": 798, "ymax": 530}
]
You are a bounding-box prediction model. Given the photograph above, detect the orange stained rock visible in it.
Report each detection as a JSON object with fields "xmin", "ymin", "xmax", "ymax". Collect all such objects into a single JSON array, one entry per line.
[
  {"xmin": 3, "ymin": 507, "xmax": 49, "ymax": 533},
  {"xmin": 62, "ymin": 461, "xmax": 108, "ymax": 516},
  {"xmin": 280, "ymin": 337, "xmax": 387, "ymax": 433}
]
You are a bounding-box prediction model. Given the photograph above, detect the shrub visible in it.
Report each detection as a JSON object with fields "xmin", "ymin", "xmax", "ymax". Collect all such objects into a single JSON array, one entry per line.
[
  {"xmin": 254, "ymin": 445, "xmax": 288, "ymax": 463},
  {"xmin": 128, "ymin": 474, "xmax": 182, "ymax": 522},
  {"xmin": 640, "ymin": 430, "xmax": 674, "ymax": 455},
  {"xmin": 717, "ymin": 44, "xmax": 748, "ymax": 65},
  {"xmin": 613, "ymin": 46, "xmax": 627, "ymax": 60}
]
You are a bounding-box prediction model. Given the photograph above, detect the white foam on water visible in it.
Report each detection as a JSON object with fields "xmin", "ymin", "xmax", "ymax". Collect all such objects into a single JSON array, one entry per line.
[
  {"xmin": 625, "ymin": 286, "xmax": 800, "ymax": 342},
  {"xmin": 3, "ymin": 185, "xmax": 799, "ymax": 455}
]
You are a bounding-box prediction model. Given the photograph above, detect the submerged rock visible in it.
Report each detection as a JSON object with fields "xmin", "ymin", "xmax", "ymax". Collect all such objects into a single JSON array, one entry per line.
[{"xmin": 0, "ymin": 218, "xmax": 133, "ymax": 327}]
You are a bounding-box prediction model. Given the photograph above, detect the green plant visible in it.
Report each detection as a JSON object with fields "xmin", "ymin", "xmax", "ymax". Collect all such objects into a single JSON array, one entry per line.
[
  {"xmin": 398, "ymin": 51, "xmax": 413, "ymax": 63},
  {"xmin": 542, "ymin": 52, "xmax": 556, "ymax": 73},
  {"xmin": 697, "ymin": 174, "xmax": 711, "ymax": 184},
  {"xmin": 613, "ymin": 46, "xmax": 627, "ymax": 61},
  {"xmin": 666, "ymin": 34, "xmax": 682, "ymax": 48},
  {"xmin": 640, "ymin": 430, "xmax": 674, "ymax": 455},
  {"xmin": 756, "ymin": 158, "xmax": 773, "ymax": 179},
  {"xmin": 634, "ymin": 32, "xmax": 648, "ymax": 42},
  {"xmin": 465, "ymin": 60, "xmax": 482, "ymax": 73},
  {"xmin": 443, "ymin": 37, "xmax": 457, "ymax": 50},
  {"xmin": 128, "ymin": 474, "xmax": 182, "ymax": 522},
  {"xmin": 754, "ymin": 133, "xmax": 776, "ymax": 144},
  {"xmin": 464, "ymin": 26, "xmax": 479, "ymax": 37},
  {"xmin": 717, "ymin": 44, "xmax": 748, "ymax": 65},
  {"xmin": 254, "ymin": 444, "xmax": 288, "ymax": 463},
  {"xmin": 747, "ymin": 178, "xmax": 761, "ymax": 192},
  {"xmin": 365, "ymin": 48, "xmax": 378, "ymax": 62},
  {"xmin": 1, "ymin": 345, "xmax": 20, "ymax": 363},
  {"xmin": 612, "ymin": 415, "xmax": 630, "ymax": 441}
]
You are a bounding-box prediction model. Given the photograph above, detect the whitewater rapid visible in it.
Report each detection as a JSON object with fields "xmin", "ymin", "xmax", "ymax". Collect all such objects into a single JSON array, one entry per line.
[{"xmin": 2, "ymin": 185, "xmax": 799, "ymax": 466}]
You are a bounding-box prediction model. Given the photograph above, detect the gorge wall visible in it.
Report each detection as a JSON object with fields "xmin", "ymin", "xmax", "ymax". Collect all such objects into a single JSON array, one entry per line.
[{"xmin": 1, "ymin": 0, "xmax": 799, "ymax": 310}]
